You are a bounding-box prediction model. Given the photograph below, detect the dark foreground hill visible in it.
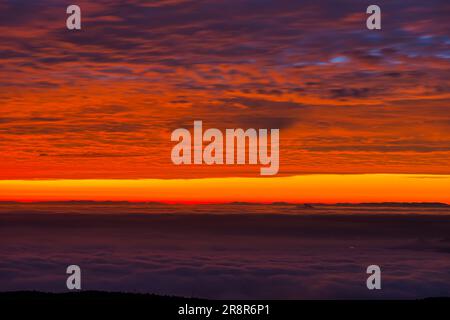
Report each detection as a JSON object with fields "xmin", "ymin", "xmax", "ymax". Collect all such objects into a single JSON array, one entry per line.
[{"xmin": 0, "ymin": 291, "xmax": 448, "ymax": 319}]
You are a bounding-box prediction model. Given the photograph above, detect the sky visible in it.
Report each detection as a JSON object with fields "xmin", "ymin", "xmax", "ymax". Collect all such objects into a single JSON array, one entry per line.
[
  {"xmin": 0, "ymin": 0, "xmax": 449, "ymax": 202},
  {"xmin": 0, "ymin": 174, "xmax": 449, "ymax": 203}
]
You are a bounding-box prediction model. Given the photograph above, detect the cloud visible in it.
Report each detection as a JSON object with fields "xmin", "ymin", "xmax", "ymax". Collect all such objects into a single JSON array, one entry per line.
[
  {"xmin": 1, "ymin": 208, "xmax": 450, "ymax": 298},
  {"xmin": 0, "ymin": 0, "xmax": 449, "ymax": 178},
  {"xmin": 329, "ymin": 88, "xmax": 372, "ymax": 99}
]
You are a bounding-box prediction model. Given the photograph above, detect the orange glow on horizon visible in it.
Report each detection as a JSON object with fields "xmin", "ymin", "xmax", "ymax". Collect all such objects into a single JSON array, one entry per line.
[{"xmin": 0, "ymin": 174, "xmax": 448, "ymax": 204}]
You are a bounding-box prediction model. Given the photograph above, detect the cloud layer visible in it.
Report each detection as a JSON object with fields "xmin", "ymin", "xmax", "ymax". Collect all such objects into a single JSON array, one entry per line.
[
  {"xmin": 0, "ymin": 0, "xmax": 449, "ymax": 178},
  {"xmin": 1, "ymin": 203, "xmax": 450, "ymax": 298}
]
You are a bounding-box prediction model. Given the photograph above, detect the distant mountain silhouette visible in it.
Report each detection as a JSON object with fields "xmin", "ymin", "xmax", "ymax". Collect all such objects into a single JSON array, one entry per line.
[
  {"xmin": 296, "ymin": 203, "xmax": 315, "ymax": 209},
  {"xmin": 333, "ymin": 202, "xmax": 450, "ymax": 208},
  {"xmin": 0, "ymin": 201, "xmax": 448, "ymax": 207}
]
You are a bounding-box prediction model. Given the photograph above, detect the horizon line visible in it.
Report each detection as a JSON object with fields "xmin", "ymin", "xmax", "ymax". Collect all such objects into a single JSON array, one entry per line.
[{"xmin": 0, "ymin": 200, "xmax": 449, "ymax": 206}]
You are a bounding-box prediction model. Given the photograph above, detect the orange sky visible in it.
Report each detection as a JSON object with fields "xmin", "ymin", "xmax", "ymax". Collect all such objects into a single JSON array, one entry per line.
[
  {"xmin": 0, "ymin": 174, "xmax": 448, "ymax": 204},
  {"xmin": 0, "ymin": 1, "xmax": 449, "ymax": 202}
]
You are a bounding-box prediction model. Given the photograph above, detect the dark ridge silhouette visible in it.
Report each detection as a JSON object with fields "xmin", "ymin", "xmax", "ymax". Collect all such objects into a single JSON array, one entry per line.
[
  {"xmin": 1, "ymin": 291, "xmax": 449, "ymax": 318},
  {"xmin": 228, "ymin": 201, "xmax": 259, "ymax": 205},
  {"xmin": 0, "ymin": 290, "xmax": 199, "ymax": 301},
  {"xmin": 0, "ymin": 201, "xmax": 448, "ymax": 207},
  {"xmin": 296, "ymin": 203, "xmax": 315, "ymax": 209},
  {"xmin": 1, "ymin": 291, "xmax": 448, "ymax": 302},
  {"xmin": 0, "ymin": 200, "xmax": 167, "ymax": 205},
  {"xmin": 1, "ymin": 291, "xmax": 448, "ymax": 304},
  {"xmin": 333, "ymin": 202, "xmax": 450, "ymax": 208},
  {"xmin": 270, "ymin": 202, "xmax": 292, "ymax": 205},
  {"xmin": 0, "ymin": 201, "xmax": 23, "ymax": 205}
]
